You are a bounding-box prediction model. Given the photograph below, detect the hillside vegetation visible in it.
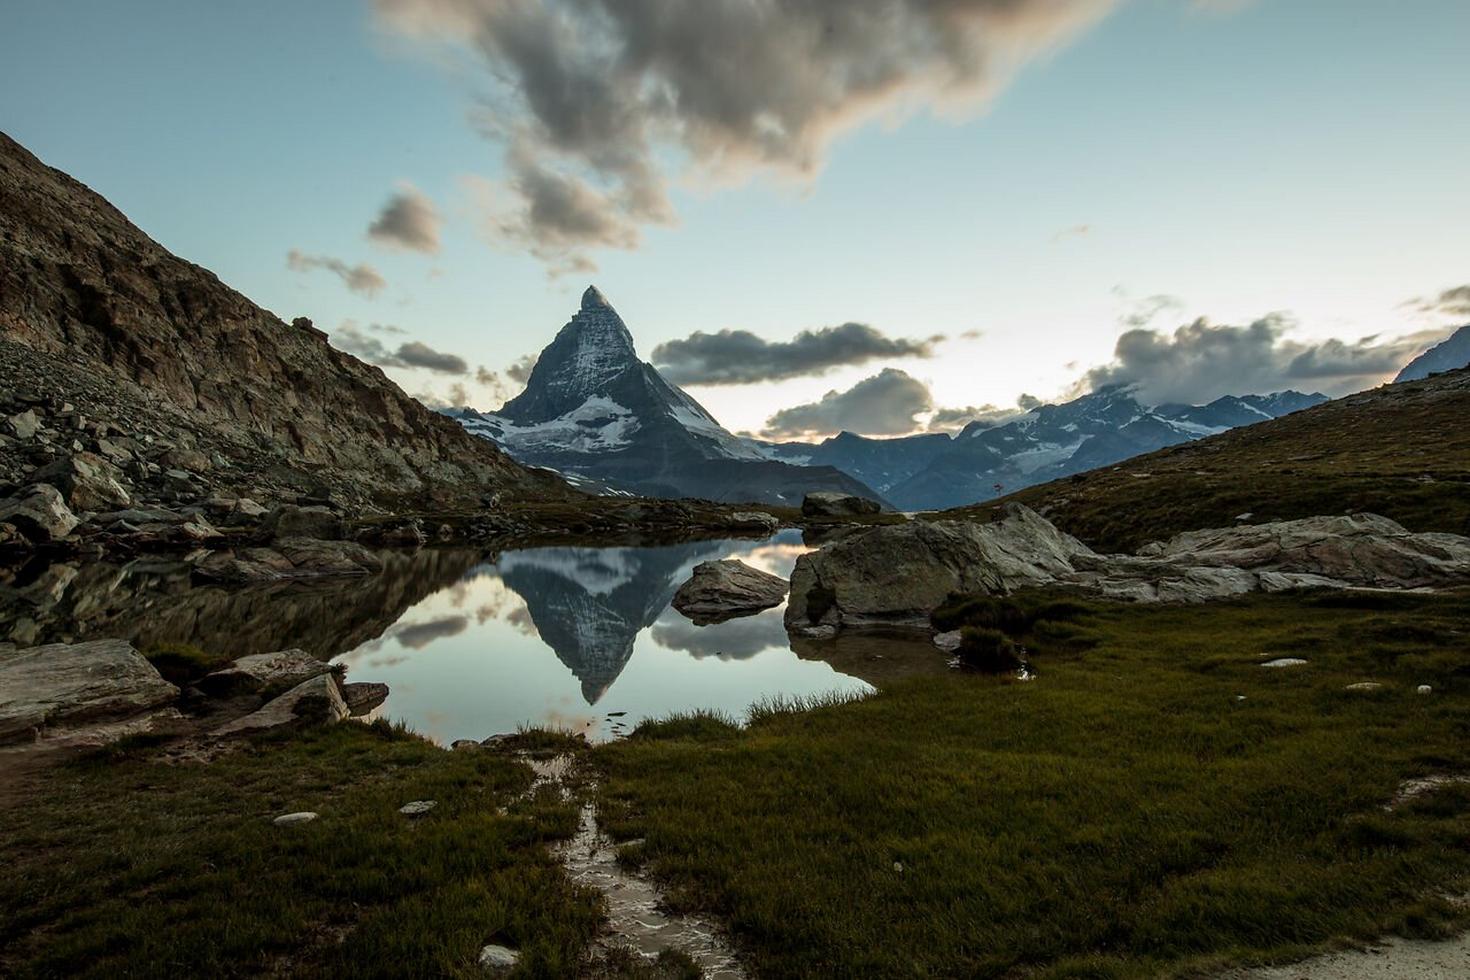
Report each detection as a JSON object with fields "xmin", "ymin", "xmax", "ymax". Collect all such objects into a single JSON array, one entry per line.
[{"xmin": 945, "ymin": 368, "xmax": 1470, "ymax": 552}]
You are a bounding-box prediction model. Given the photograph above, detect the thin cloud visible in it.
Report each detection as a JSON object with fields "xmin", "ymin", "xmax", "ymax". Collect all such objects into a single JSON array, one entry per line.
[
  {"xmin": 330, "ymin": 321, "xmax": 469, "ymax": 375},
  {"xmin": 368, "ymin": 184, "xmax": 443, "ymax": 253},
  {"xmin": 653, "ymin": 323, "xmax": 942, "ymax": 386},
  {"xmin": 1410, "ymin": 284, "xmax": 1470, "ymax": 319},
  {"xmin": 286, "ymin": 249, "xmax": 387, "ymax": 298},
  {"xmin": 377, "ymin": 0, "xmax": 1119, "ymax": 272}
]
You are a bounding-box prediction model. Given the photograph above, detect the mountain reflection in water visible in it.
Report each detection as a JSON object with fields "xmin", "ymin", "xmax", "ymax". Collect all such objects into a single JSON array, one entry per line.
[{"xmin": 1, "ymin": 532, "xmax": 945, "ymax": 743}]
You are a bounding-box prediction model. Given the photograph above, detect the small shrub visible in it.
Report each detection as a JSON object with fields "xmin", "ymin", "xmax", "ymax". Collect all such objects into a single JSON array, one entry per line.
[
  {"xmin": 633, "ymin": 710, "xmax": 740, "ymax": 741},
  {"xmin": 954, "ymin": 627, "xmax": 1025, "ymax": 673}
]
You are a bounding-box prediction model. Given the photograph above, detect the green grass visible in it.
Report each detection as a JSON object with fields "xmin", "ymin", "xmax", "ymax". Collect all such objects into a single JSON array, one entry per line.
[
  {"xmin": 0, "ymin": 722, "xmax": 603, "ymax": 978},
  {"xmin": 141, "ymin": 641, "xmax": 232, "ymax": 685},
  {"xmin": 594, "ymin": 590, "xmax": 1470, "ymax": 978}
]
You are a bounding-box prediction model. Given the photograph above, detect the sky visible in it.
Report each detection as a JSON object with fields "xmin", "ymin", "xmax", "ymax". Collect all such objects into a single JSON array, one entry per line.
[{"xmin": 3, "ymin": 0, "xmax": 1467, "ymax": 439}]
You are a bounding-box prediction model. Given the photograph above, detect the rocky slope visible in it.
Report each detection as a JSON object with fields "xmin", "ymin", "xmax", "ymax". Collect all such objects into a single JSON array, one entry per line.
[
  {"xmin": 0, "ymin": 131, "xmax": 565, "ymax": 514},
  {"xmin": 450, "ymin": 287, "xmax": 885, "ymax": 507},
  {"xmin": 1395, "ymin": 324, "xmax": 1470, "ymax": 383},
  {"xmin": 954, "ymin": 367, "xmax": 1470, "ymax": 552}
]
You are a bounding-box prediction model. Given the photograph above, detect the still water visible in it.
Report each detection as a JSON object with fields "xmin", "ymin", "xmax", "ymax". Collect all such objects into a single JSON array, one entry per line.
[{"xmin": 2, "ymin": 532, "xmax": 941, "ymax": 743}]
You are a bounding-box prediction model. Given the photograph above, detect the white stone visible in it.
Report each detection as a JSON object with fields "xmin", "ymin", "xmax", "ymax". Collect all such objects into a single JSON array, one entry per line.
[
  {"xmin": 273, "ymin": 812, "xmax": 318, "ymax": 826},
  {"xmin": 1260, "ymin": 658, "xmax": 1308, "ymax": 668},
  {"xmin": 1345, "ymin": 682, "xmax": 1384, "ymax": 692},
  {"xmin": 399, "ymin": 800, "xmax": 437, "ymax": 816},
  {"xmin": 1417, "ymin": 684, "xmax": 1433, "ymax": 695},
  {"xmin": 478, "ymin": 944, "xmax": 519, "ymax": 971}
]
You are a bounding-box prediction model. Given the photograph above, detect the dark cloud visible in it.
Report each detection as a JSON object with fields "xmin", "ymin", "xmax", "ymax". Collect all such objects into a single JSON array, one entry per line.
[
  {"xmin": 762, "ymin": 368, "xmax": 933, "ymax": 438},
  {"xmin": 286, "ymin": 249, "xmax": 386, "ymax": 297},
  {"xmin": 926, "ymin": 400, "xmax": 1029, "ymax": 433},
  {"xmin": 1083, "ymin": 314, "xmax": 1451, "ymax": 403},
  {"xmin": 330, "ymin": 322, "xmax": 469, "ymax": 375},
  {"xmin": 393, "ymin": 615, "xmax": 469, "ymax": 650},
  {"xmin": 1411, "ymin": 284, "xmax": 1470, "ymax": 318},
  {"xmin": 506, "ymin": 353, "xmax": 538, "ymax": 385},
  {"xmin": 652, "ymin": 323, "xmax": 941, "ymax": 386},
  {"xmin": 377, "ymin": 0, "xmax": 1117, "ymax": 271},
  {"xmin": 367, "ymin": 184, "xmax": 442, "ymax": 253}
]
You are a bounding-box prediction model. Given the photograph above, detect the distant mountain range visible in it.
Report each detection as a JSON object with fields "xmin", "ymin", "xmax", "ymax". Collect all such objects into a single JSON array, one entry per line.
[
  {"xmin": 447, "ymin": 287, "xmax": 882, "ymax": 506},
  {"xmin": 449, "ymin": 285, "xmax": 1334, "ymax": 512},
  {"xmin": 1395, "ymin": 325, "xmax": 1470, "ymax": 383},
  {"xmin": 755, "ymin": 386, "xmax": 1328, "ymax": 511}
]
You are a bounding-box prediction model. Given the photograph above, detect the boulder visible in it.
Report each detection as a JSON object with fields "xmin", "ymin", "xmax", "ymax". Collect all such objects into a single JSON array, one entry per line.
[
  {"xmin": 785, "ymin": 505, "xmax": 1470, "ymax": 635},
  {"xmin": 7, "ymin": 409, "xmax": 40, "ymax": 440},
  {"xmin": 786, "ymin": 505, "xmax": 1089, "ymax": 634},
  {"xmin": 192, "ymin": 539, "xmax": 384, "ymax": 584},
  {"xmin": 801, "ymin": 491, "xmax": 882, "ymax": 519},
  {"xmin": 0, "ymin": 484, "xmax": 79, "ymax": 542},
  {"xmin": 263, "ymin": 504, "xmax": 343, "ymax": 542},
  {"xmin": 33, "ymin": 452, "xmax": 131, "ymax": 511},
  {"xmin": 0, "ymin": 639, "xmax": 179, "ymax": 743},
  {"xmin": 673, "ymin": 559, "xmax": 790, "ymax": 625},
  {"xmin": 197, "ymin": 649, "xmax": 338, "ymax": 698},
  {"xmin": 213, "ymin": 672, "xmax": 349, "ymax": 736},
  {"xmin": 727, "ymin": 511, "xmax": 781, "ymax": 533}
]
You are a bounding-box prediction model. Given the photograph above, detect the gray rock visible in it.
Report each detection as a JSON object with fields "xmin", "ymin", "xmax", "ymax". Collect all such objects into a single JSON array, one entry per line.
[
  {"xmin": 264, "ymin": 504, "xmax": 343, "ymax": 542},
  {"xmin": 8, "ymin": 409, "xmax": 40, "ymax": 440},
  {"xmin": 673, "ymin": 559, "xmax": 789, "ymax": 625},
  {"xmin": 33, "ymin": 452, "xmax": 131, "ymax": 511},
  {"xmin": 213, "ymin": 673, "xmax": 349, "ymax": 736},
  {"xmin": 787, "ymin": 504, "xmax": 1470, "ymax": 634},
  {"xmin": 728, "ymin": 511, "xmax": 781, "ymax": 532},
  {"xmin": 451, "ymin": 739, "xmax": 482, "ymax": 751},
  {"xmin": 933, "ymin": 630, "xmax": 963, "ymax": 652},
  {"xmin": 801, "ymin": 491, "xmax": 882, "ymax": 519},
  {"xmin": 478, "ymin": 944, "xmax": 519, "ymax": 971},
  {"xmin": 0, "ymin": 638, "xmax": 178, "ymax": 743},
  {"xmin": 399, "ymin": 800, "xmax": 437, "ymax": 816},
  {"xmin": 340, "ymin": 681, "xmax": 389, "ymax": 717},
  {"xmin": 198, "ymin": 649, "xmax": 338, "ymax": 698},
  {"xmin": 1260, "ymin": 658, "xmax": 1308, "ymax": 668},
  {"xmin": 273, "ymin": 811, "xmax": 318, "ymax": 826},
  {"xmin": 0, "ymin": 484, "xmax": 80, "ymax": 542},
  {"xmin": 1345, "ymin": 682, "xmax": 1384, "ymax": 691}
]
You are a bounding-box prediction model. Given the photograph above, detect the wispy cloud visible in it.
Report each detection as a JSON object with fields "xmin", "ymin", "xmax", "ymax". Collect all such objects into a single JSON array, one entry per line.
[
  {"xmin": 653, "ymin": 323, "xmax": 942, "ymax": 386},
  {"xmin": 286, "ymin": 249, "xmax": 386, "ymax": 297},
  {"xmin": 330, "ymin": 321, "xmax": 468, "ymax": 374}
]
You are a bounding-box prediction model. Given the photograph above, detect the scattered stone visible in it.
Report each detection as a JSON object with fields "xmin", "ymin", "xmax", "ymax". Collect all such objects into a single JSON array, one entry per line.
[
  {"xmin": 33, "ymin": 452, "xmax": 131, "ymax": 511},
  {"xmin": 801, "ymin": 491, "xmax": 882, "ymax": 519},
  {"xmin": 197, "ymin": 649, "xmax": 338, "ymax": 698},
  {"xmin": 1346, "ymin": 682, "xmax": 1385, "ymax": 692},
  {"xmin": 0, "ymin": 484, "xmax": 80, "ymax": 542},
  {"xmin": 213, "ymin": 673, "xmax": 349, "ymax": 736},
  {"xmin": 672, "ymin": 559, "xmax": 788, "ymax": 625},
  {"xmin": 192, "ymin": 539, "xmax": 384, "ymax": 583},
  {"xmin": 728, "ymin": 511, "xmax": 780, "ymax": 532},
  {"xmin": 1418, "ymin": 684, "xmax": 1433, "ymax": 695},
  {"xmin": 0, "ymin": 639, "xmax": 179, "ymax": 743},
  {"xmin": 399, "ymin": 800, "xmax": 437, "ymax": 816},
  {"xmin": 273, "ymin": 812, "xmax": 318, "ymax": 826},
  {"xmin": 477, "ymin": 944, "xmax": 519, "ymax": 971},
  {"xmin": 340, "ymin": 681, "xmax": 389, "ymax": 717},
  {"xmin": 7, "ymin": 409, "xmax": 40, "ymax": 440},
  {"xmin": 1260, "ymin": 658, "xmax": 1308, "ymax": 668}
]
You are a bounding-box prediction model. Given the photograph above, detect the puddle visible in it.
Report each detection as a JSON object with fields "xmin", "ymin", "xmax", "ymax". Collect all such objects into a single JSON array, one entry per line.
[{"xmin": 528, "ymin": 754, "xmax": 746, "ymax": 977}]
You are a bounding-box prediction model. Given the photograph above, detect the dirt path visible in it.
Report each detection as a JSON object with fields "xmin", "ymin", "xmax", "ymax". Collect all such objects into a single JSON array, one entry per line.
[{"xmin": 1218, "ymin": 935, "xmax": 1470, "ymax": 979}]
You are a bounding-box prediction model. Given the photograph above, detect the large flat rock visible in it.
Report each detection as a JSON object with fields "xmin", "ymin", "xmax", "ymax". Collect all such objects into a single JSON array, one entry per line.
[
  {"xmin": 673, "ymin": 559, "xmax": 789, "ymax": 625},
  {"xmin": 0, "ymin": 638, "xmax": 178, "ymax": 743}
]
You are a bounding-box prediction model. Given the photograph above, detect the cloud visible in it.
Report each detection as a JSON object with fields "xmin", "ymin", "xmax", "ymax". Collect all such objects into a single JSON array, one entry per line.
[
  {"xmin": 506, "ymin": 353, "xmax": 538, "ymax": 385},
  {"xmin": 652, "ymin": 323, "xmax": 941, "ymax": 386},
  {"xmin": 926, "ymin": 401, "xmax": 1029, "ymax": 433},
  {"xmin": 1411, "ymin": 284, "xmax": 1470, "ymax": 319},
  {"xmin": 376, "ymin": 0, "xmax": 1118, "ymax": 271},
  {"xmin": 1083, "ymin": 314, "xmax": 1452, "ymax": 403},
  {"xmin": 286, "ymin": 249, "xmax": 386, "ymax": 297},
  {"xmin": 330, "ymin": 321, "xmax": 469, "ymax": 375},
  {"xmin": 368, "ymin": 184, "xmax": 443, "ymax": 253},
  {"xmin": 393, "ymin": 615, "xmax": 469, "ymax": 650},
  {"xmin": 762, "ymin": 368, "xmax": 934, "ymax": 438},
  {"xmin": 1051, "ymin": 223, "xmax": 1091, "ymax": 243}
]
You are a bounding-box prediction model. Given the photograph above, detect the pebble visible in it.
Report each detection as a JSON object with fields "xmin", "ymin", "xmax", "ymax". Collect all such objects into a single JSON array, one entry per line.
[
  {"xmin": 273, "ymin": 811, "xmax": 318, "ymax": 826},
  {"xmin": 1417, "ymin": 684, "xmax": 1433, "ymax": 695},
  {"xmin": 1259, "ymin": 658, "xmax": 1308, "ymax": 668},
  {"xmin": 1345, "ymin": 682, "xmax": 1384, "ymax": 692},
  {"xmin": 399, "ymin": 800, "xmax": 437, "ymax": 816}
]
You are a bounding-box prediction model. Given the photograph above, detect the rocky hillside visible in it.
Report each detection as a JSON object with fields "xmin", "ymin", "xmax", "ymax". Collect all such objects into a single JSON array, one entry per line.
[
  {"xmin": 951, "ymin": 368, "xmax": 1470, "ymax": 552},
  {"xmin": 0, "ymin": 132, "xmax": 565, "ymax": 511},
  {"xmin": 1395, "ymin": 325, "xmax": 1470, "ymax": 383}
]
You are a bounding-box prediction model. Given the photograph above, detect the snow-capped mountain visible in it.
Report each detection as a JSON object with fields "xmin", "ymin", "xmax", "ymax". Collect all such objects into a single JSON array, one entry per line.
[
  {"xmin": 757, "ymin": 386, "xmax": 1327, "ymax": 512},
  {"xmin": 450, "ymin": 287, "xmax": 884, "ymax": 506},
  {"xmin": 1395, "ymin": 325, "xmax": 1470, "ymax": 383}
]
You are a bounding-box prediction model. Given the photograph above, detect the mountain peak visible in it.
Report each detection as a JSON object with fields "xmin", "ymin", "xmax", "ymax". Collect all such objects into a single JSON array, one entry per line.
[{"xmin": 581, "ymin": 285, "xmax": 611, "ymax": 311}]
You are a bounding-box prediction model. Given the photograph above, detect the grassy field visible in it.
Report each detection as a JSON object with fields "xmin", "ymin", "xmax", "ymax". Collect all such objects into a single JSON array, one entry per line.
[
  {"xmin": 0, "ymin": 724, "xmax": 605, "ymax": 979},
  {"xmin": 942, "ymin": 369, "xmax": 1470, "ymax": 552},
  {"xmin": 594, "ymin": 589, "xmax": 1470, "ymax": 979}
]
